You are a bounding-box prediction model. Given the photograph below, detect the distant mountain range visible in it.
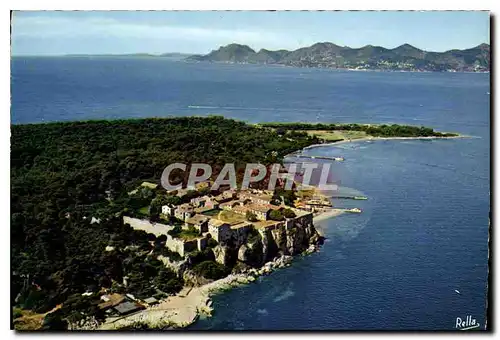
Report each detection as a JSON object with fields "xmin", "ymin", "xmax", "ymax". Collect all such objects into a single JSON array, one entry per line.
[{"xmin": 186, "ymin": 42, "xmax": 490, "ymax": 72}]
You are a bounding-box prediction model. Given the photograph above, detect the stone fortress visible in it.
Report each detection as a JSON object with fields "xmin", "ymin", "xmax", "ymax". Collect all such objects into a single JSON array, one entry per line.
[{"xmin": 123, "ymin": 186, "xmax": 320, "ymax": 265}]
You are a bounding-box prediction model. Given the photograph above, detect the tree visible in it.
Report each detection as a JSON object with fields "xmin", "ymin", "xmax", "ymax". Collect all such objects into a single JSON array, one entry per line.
[
  {"xmin": 275, "ymin": 127, "xmax": 287, "ymax": 136},
  {"xmin": 163, "ymin": 278, "xmax": 183, "ymax": 294},
  {"xmin": 273, "ymin": 188, "xmax": 297, "ymax": 207},
  {"xmin": 282, "ymin": 208, "xmax": 296, "ymax": 219},
  {"xmin": 207, "ymin": 238, "xmax": 218, "ymax": 248},
  {"xmin": 153, "ymin": 268, "xmax": 183, "ymax": 294},
  {"xmin": 246, "ymin": 211, "xmax": 258, "ymax": 222},
  {"xmin": 192, "ymin": 261, "xmax": 229, "ymax": 280},
  {"xmin": 148, "ymin": 204, "xmax": 160, "ymax": 221},
  {"xmin": 198, "ymin": 186, "xmax": 211, "ymax": 196},
  {"xmin": 164, "ymin": 195, "xmax": 182, "ymax": 206},
  {"xmin": 42, "ymin": 310, "xmax": 68, "ymax": 330},
  {"xmin": 167, "ymin": 225, "xmax": 182, "ymax": 237},
  {"xmin": 11, "ymin": 116, "xmax": 320, "ymax": 317},
  {"xmin": 269, "ymin": 210, "xmax": 284, "ymax": 221},
  {"xmin": 156, "ymin": 235, "xmax": 167, "ymax": 242}
]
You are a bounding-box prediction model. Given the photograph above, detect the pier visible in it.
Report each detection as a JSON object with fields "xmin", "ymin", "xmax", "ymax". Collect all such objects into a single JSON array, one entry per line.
[
  {"xmin": 297, "ymin": 155, "xmax": 345, "ymax": 161},
  {"xmin": 329, "ymin": 195, "xmax": 368, "ymax": 200}
]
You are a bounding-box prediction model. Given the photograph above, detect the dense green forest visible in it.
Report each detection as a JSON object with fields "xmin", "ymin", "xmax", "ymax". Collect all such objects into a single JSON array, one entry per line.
[
  {"xmin": 11, "ymin": 116, "xmax": 319, "ymax": 327},
  {"xmin": 259, "ymin": 122, "xmax": 458, "ymax": 137},
  {"xmin": 11, "ymin": 116, "xmax": 454, "ymax": 328}
]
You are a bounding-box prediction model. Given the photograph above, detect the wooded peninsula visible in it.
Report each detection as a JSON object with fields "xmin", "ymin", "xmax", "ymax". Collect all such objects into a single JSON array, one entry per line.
[{"xmin": 11, "ymin": 116, "xmax": 458, "ymax": 330}]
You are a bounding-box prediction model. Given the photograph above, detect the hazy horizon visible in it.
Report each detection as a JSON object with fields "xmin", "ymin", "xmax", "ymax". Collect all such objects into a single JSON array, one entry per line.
[
  {"xmin": 11, "ymin": 41, "xmax": 491, "ymax": 57},
  {"xmin": 11, "ymin": 11, "xmax": 489, "ymax": 56}
]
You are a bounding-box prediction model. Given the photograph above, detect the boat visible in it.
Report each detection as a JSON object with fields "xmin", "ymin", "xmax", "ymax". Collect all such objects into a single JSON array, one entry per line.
[
  {"xmin": 353, "ymin": 196, "xmax": 368, "ymax": 200},
  {"xmin": 455, "ymin": 289, "xmax": 461, "ymax": 294},
  {"xmin": 347, "ymin": 208, "xmax": 362, "ymax": 213}
]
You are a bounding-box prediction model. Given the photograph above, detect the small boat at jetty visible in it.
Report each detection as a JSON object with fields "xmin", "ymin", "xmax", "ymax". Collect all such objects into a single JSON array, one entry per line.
[{"xmin": 347, "ymin": 208, "xmax": 362, "ymax": 213}]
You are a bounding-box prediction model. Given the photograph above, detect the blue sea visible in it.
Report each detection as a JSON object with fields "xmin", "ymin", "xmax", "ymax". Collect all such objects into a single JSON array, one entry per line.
[{"xmin": 11, "ymin": 57, "xmax": 490, "ymax": 330}]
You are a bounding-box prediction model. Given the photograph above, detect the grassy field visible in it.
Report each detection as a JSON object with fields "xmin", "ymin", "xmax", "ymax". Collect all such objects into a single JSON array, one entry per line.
[
  {"xmin": 303, "ymin": 130, "xmax": 368, "ymax": 141},
  {"xmin": 295, "ymin": 188, "xmax": 317, "ymax": 199},
  {"xmin": 178, "ymin": 229, "xmax": 201, "ymax": 241},
  {"xmin": 13, "ymin": 305, "xmax": 62, "ymax": 330},
  {"xmin": 200, "ymin": 209, "xmax": 221, "ymax": 217},
  {"xmin": 138, "ymin": 206, "xmax": 150, "ymax": 215},
  {"xmin": 217, "ymin": 210, "xmax": 246, "ymax": 224},
  {"xmin": 253, "ymin": 220, "xmax": 283, "ymax": 229}
]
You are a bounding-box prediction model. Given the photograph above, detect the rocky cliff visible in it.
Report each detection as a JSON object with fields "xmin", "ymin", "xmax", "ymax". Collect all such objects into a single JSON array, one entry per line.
[
  {"xmin": 174, "ymin": 213, "xmax": 323, "ymax": 286},
  {"xmin": 215, "ymin": 214, "xmax": 323, "ymax": 268}
]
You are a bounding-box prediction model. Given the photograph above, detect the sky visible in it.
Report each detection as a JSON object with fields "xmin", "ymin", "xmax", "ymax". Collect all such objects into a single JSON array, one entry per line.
[{"xmin": 10, "ymin": 11, "xmax": 490, "ymax": 56}]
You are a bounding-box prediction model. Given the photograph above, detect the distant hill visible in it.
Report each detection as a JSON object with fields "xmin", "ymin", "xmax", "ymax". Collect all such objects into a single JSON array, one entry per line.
[
  {"xmin": 190, "ymin": 44, "xmax": 257, "ymax": 62},
  {"xmin": 187, "ymin": 42, "xmax": 490, "ymax": 72}
]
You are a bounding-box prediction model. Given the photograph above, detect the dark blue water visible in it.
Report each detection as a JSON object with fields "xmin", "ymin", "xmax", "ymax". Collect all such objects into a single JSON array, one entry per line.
[{"xmin": 11, "ymin": 57, "xmax": 490, "ymax": 330}]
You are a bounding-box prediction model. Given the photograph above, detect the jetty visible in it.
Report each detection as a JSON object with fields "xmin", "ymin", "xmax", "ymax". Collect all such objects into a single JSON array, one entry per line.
[
  {"xmin": 329, "ymin": 195, "xmax": 368, "ymax": 200},
  {"xmin": 328, "ymin": 207, "xmax": 363, "ymax": 214},
  {"xmin": 296, "ymin": 155, "xmax": 345, "ymax": 161}
]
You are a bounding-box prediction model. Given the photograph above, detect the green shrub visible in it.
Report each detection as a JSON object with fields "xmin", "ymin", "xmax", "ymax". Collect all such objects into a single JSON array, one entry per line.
[
  {"xmin": 42, "ymin": 310, "xmax": 68, "ymax": 330},
  {"xmin": 247, "ymin": 227, "xmax": 261, "ymax": 244},
  {"xmin": 13, "ymin": 308, "xmax": 23, "ymax": 319},
  {"xmin": 164, "ymin": 278, "xmax": 183, "ymax": 294},
  {"xmin": 246, "ymin": 211, "xmax": 258, "ymax": 222},
  {"xmin": 269, "ymin": 210, "xmax": 284, "ymax": 221},
  {"xmin": 154, "ymin": 268, "xmax": 184, "ymax": 294},
  {"xmin": 167, "ymin": 225, "xmax": 182, "ymax": 237},
  {"xmin": 159, "ymin": 247, "xmax": 183, "ymax": 261},
  {"xmin": 207, "ymin": 238, "xmax": 218, "ymax": 248},
  {"xmin": 283, "ymin": 208, "xmax": 296, "ymax": 219},
  {"xmin": 188, "ymin": 249, "xmax": 215, "ymax": 266},
  {"xmin": 192, "ymin": 261, "xmax": 229, "ymax": 280}
]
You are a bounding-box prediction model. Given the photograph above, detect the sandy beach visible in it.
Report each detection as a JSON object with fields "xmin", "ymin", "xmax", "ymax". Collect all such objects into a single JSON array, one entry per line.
[
  {"xmin": 99, "ymin": 274, "xmax": 246, "ymax": 330},
  {"xmin": 99, "ymin": 267, "xmax": 294, "ymax": 330}
]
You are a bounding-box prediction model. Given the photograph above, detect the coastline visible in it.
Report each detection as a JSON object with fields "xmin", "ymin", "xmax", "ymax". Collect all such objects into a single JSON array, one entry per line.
[
  {"xmin": 283, "ymin": 134, "xmax": 468, "ymax": 160},
  {"xmin": 94, "ymin": 133, "xmax": 459, "ymax": 330},
  {"xmin": 313, "ymin": 208, "xmax": 346, "ymax": 224},
  {"xmin": 96, "ymin": 137, "xmax": 366, "ymax": 331},
  {"xmin": 182, "ymin": 60, "xmax": 489, "ymax": 74},
  {"xmin": 97, "ymin": 205, "xmax": 342, "ymax": 331},
  {"xmin": 302, "ymin": 134, "xmax": 468, "ymax": 151},
  {"xmin": 98, "ymin": 257, "xmax": 298, "ymax": 330}
]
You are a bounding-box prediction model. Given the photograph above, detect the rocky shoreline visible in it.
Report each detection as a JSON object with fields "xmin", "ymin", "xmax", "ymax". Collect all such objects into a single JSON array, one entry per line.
[
  {"xmin": 98, "ymin": 251, "xmax": 317, "ymax": 330},
  {"xmin": 96, "ymin": 144, "xmax": 348, "ymax": 331}
]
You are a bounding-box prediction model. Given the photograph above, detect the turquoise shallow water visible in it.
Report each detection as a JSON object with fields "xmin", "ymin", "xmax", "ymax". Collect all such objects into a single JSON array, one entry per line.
[{"xmin": 11, "ymin": 57, "xmax": 490, "ymax": 330}]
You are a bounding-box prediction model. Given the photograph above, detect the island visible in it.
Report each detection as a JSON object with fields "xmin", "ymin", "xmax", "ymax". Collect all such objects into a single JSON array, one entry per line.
[
  {"xmin": 186, "ymin": 42, "xmax": 490, "ymax": 72},
  {"xmin": 11, "ymin": 116, "xmax": 460, "ymax": 330}
]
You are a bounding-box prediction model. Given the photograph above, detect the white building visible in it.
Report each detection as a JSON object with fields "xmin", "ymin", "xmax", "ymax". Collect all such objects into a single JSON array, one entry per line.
[{"xmin": 162, "ymin": 204, "xmax": 176, "ymax": 216}]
